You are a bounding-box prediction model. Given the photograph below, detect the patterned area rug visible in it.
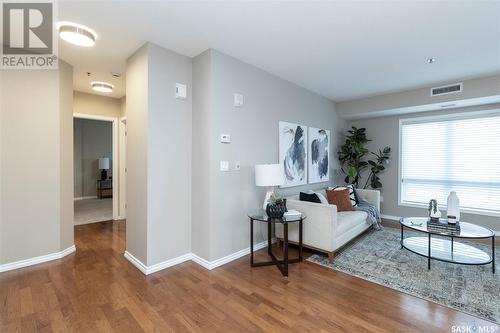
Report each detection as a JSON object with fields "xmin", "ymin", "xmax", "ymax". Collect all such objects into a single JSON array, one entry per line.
[{"xmin": 307, "ymin": 227, "xmax": 500, "ymax": 323}]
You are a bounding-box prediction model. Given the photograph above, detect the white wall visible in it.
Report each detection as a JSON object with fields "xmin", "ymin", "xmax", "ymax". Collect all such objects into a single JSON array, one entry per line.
[
  {"xmin": 192, "ymin": 50, "xmax": 345, "ymax": 261},
  {"xmin": 74, "ymin": 91, "xmax": 121, "ymax": 118},
  {"xmin": 349, "ymin": 103, "xmax": 500, "ymax": 232},
  {"xmin": 0, "ymin": 61, "xmax": 74, "ymax": 264}
]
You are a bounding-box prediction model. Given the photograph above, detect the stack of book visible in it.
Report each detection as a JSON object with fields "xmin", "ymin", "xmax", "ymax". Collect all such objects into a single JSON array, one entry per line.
[
  {"xmin": 427, "ymin": 218, "xmax": 461, "ymax": 234},
  {"xmin": 284, "ymin": 209, "xmax": 302, "ymax": 219}
]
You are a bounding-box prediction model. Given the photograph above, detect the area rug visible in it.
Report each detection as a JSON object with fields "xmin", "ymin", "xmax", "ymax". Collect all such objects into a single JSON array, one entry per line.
[{"xmin": 307, "ymin": 227, "xmax": 500, "ymax": 323}]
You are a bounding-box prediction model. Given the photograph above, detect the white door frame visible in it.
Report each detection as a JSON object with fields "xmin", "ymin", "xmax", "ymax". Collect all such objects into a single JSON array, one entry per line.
[
  {"xmin": 118, "ymin": 116, "xmax": 127, "ymax": 219},
  {"xmin": 73, "ymin": 113, "xmax": 119, "ymax": 220}
]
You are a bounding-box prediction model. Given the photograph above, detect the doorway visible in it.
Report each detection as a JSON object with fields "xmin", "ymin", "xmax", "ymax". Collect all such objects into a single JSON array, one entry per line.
[{"xmin": 73, "ymin": 113, "xmax": 119, "ymax": 225}]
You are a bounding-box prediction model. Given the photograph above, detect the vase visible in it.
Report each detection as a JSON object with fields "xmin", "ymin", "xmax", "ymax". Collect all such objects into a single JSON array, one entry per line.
[
  {"xmin": 447, "ymin": 191, "xmax": 460, "ymax": 224},
  {"xmin": 266, "ymin": 202, "xmax": 286, "ymax": 219}
]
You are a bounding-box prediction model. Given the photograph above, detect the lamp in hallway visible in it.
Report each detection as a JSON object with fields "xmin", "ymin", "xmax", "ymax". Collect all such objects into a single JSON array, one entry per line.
[
  {"xmin": 255, "ymin": 164, "xmax": 284, "ymax": 209},
  {"xmin": 99, "ymin": 157, "xmax": 110, "ymax": 180}
]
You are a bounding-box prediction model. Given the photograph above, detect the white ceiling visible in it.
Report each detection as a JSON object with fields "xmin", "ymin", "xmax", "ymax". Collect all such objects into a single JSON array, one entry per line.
[{"xmin": 59, "ymin": 1, "xmax": 500, "ymax": 101}]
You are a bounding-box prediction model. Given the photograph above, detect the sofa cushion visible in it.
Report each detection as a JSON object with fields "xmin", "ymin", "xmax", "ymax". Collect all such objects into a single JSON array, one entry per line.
[{"xmin": 337, "ymin": 211, "xmax": 368, "ymax": 235}]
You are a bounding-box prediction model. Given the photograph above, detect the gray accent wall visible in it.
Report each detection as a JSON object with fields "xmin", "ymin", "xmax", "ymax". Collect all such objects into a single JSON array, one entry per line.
[
  {"xmin": 126, "ymin": 43, "xmax": 192, "ymax": 266},
  {"xmin": 73, "ymin": 118, "xmax": 112, "ymax": 198},
  {"xmin": 349, "ymin": 103, "xmax": 500, "ymax": 232},
  {"xmin": 0, "ymin": 61, "xmax": 74, "ymax": 265},
  {"xmin": 192, "ymin": 50, "xmax": 345, "ymax": 261}
]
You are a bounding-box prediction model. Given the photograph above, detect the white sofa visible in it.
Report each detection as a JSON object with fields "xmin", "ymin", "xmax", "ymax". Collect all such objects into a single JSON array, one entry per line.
[{"xmin": 276, "ymin": 188, "xmax": 380, "ymax": 263}]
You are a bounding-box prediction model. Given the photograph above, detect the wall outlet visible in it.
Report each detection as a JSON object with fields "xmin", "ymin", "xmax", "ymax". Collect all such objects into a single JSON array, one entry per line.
[
  {"xmin": 220, "ymin": 161, "xmax": 229, "ymax": 171},
  {"xmin": 234, "ymin": 161, "xmax": 241, "ymax": 170},
  {"xmin": 233, "ymin": 93, "xmax": 243, "ymax": 107}
]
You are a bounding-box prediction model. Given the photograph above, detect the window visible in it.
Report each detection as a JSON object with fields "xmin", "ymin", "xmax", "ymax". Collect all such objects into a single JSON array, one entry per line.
[{"xmin": 399, "ymin": 112, "xmax": 500, "ymax": 216}]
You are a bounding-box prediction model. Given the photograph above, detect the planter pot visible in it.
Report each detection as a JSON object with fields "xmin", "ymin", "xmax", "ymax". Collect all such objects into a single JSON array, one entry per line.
[{"xmin": 266, "ymin": 202, "xmax": 286, "ymax": 219}]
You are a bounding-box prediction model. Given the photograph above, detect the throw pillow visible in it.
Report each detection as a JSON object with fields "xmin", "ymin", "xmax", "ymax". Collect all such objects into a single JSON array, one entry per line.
[
  {"xmin": 299, "ymin": 192, "xmax": 321, "ymax": 203},
  {"xmin": 329, "ymin": 185, "xmax": 358, "ymax": 207},
  {"xmin": 326, "ymin": 188, "xmax": 353, "ymax": 211},
  {"xmin": 315, "ymin": 192, "xmax": 329, "ymax": 204}
]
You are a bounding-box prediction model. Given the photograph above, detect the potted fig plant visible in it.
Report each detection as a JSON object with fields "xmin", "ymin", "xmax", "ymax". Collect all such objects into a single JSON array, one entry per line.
[{"xmin": 428, "ymin": 199, "xmax": 441, "ymax": 221}]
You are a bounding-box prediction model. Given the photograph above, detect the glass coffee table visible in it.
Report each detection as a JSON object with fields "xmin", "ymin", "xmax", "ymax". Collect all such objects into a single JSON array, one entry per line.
[{"xmin": 400, "ymin": 217, "xmax": 495, "ymax": 273}]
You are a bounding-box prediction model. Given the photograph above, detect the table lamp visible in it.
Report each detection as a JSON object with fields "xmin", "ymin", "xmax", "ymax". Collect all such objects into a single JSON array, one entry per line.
[
  {"xmin": 99, "ymin": 157, "xmax": 110, "ymax": 180},
  {"xmin": 255, "ymin": 164, "xmax": 285, "ymax": 209}
]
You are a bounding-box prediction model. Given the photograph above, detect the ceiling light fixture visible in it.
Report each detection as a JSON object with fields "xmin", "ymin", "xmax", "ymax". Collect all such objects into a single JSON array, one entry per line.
[
  {"xmin": 91, "ymin": 82, "xmax": 114, "ymax": 93},
  {"xmin": 427, "ymin": 58, "xmax": 436, "ymax": 64},
  {"xmin": 58, "ymin": 22, "xmax": 96, "ymax": 47}
]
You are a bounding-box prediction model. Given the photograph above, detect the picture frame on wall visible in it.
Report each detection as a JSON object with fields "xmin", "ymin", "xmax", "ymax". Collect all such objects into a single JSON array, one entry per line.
[
  {"xmin": 308, "ymin": 127, "xmax": 330, "ymax": 184},
  {"xmin": 279, "ymin": 121, "xmax": 308, "ymax": 188}
]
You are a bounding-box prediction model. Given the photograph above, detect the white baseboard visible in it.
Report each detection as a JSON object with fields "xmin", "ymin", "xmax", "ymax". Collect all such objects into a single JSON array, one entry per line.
[
  {"xmin": 0, "ymin": 245, "xmax": 76, "ymax": 273},
  {"xmin": 381, "ymin": 214, "xmax": 401, "ymax": 221},
  {"xmin": 124, "ymin": 239, "xmax": 270, "ymax": 275},
  {"xmin": 74, "ymin": 196, "xmax": 98, "ymax": 201},
  {"xmin": 191, "ymin": 240, "xmax": 269, "ymax": 270}
]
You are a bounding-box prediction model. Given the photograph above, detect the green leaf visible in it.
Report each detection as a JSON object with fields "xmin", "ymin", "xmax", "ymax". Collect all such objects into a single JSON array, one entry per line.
[{"xmin": 348, "ymin": 166, "xmax": 357, "ymax": 178}]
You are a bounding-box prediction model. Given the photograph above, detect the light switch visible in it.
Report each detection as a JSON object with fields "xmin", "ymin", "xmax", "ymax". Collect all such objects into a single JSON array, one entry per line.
[
  {"xmin": 175, "ymin": 83, "xmax": 187, "ymax": 99},
  {"xmin": 220, "ymin": 134, "xmax": 231, "ymax": 143},
  {"xmin": 220, "ymin": 161, "xmax": 229, "ymax": 171},
  {"xmin": 233, "ymin": 93, "xmax": 243, "ymax": 107},
  {"xmin": 234, "ymin": 161, "xmax": 241, "ymax": 170}
]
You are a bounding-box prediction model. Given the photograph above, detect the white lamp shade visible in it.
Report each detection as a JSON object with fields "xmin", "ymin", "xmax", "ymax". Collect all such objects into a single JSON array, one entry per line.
[
  {"xmin": 98, "ymin": 157, "xmax": 110, "ymax": 170},
  {"xmin": 255, "ymin": 164, "xmax": 284, "ymax": 187}
]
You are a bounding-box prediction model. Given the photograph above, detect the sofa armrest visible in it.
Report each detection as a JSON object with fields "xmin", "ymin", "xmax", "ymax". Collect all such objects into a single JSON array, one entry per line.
[
  {"xmin": 276, "ymin": 199, "xmax": 338, "ymax": 252},
  {"xmin": 355, "ymin": 188, "xmax": 380, "ymax": 211}
]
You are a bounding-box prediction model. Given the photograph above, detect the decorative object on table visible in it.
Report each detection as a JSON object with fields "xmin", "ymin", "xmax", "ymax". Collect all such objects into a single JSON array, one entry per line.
[
  {"xmin": 308, "ymin": 127, "xmax": 330, "ymax": 184},
  {"xmin": 446, "ymin": 191, "xmax": 460, "ymax": 224},
  {"xmin": 98, "ymin": 157, "xmax": 110, "ymax": 180},
  {"xmin": 255, "ymin": 164, "xmax": 284, "ymax": 209},
  {"xmin": 279, "ymin": 121, "xmax": 307, "ymax": 187},
  {"xmin": 426, "ymin": 218, "xmax": 460, "ymax": 234},
  {"xmin": 428, "ymin": 199, "xmax": 441, "ymax": 221},
  {"xmin": 248, "ymin": 210, "xmax": 306, "ymax": 277},
  {"xmin": 307, "ymin": 227, "xmax": 500, "ymax": 324},
  {"xmin": 284, "ymin": 209, "xmax": 302, "ymax": 219},
  {"xmin": 338, "ymin": 126, "xmax": 391, "ymax": 189},
  {"xmin": 325, "ymin": 188, "xmax": 353, "ymax": 211},
  {"xmin": 329, "ymin": 185, "xmax": 359, "ymax": 207},
  {"xmin": 265, "ymin": 194, "xmax": 287, "ymax": 219}
]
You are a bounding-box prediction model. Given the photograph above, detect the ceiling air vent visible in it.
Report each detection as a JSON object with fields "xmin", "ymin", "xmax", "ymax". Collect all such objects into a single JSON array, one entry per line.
[{"xmin": 430, "ymin": 83, "xmax": 463, "ymax": 96}]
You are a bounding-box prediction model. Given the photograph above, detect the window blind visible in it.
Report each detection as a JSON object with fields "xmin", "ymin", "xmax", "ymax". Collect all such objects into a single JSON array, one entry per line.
[{"xmin": 400, "ymin": 113, "xmax": 500, "ymax": 216}]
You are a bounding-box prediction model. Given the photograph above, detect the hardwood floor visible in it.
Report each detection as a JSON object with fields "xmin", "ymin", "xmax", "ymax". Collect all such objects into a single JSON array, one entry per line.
[{"xmin": 0, "ymin": 220, "xmax": 495, "ymax": 332}]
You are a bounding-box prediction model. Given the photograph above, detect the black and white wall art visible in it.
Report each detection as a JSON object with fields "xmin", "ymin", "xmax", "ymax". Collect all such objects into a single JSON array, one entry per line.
[
  {"xmin": 279, "ymin": 121, "xmax": 307, "ymax": 188},
  {"xmin": 308, "ymin": 127, "xmax": 330, "ymax": 183}
]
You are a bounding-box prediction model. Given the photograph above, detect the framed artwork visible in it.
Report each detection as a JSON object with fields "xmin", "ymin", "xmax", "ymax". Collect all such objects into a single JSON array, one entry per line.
[
  {"xmin": 308, "ymin": 127, "xmax": 330, "ymax": 183},
  {"xmin": 279, "ymin": 121, "xmax": 307, "ymax": 188}
]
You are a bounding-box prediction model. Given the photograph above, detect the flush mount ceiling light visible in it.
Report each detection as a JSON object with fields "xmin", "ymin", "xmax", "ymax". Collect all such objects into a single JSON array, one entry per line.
[
  {"xmin": 58, "ymin": 22, "xmax": 96, "ymax": 47},
  {"xmin": 427, "ymin": 57, "xmax": 436, "ymax": 64},
  {"xmin": 91, "ymin": 82, "xmax": 114, "ymax": 93}
]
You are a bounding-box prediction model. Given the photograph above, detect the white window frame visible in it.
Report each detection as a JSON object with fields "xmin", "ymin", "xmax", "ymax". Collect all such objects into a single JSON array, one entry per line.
[{"xmin": 398, "ymin": 109, "xmax": 500, "ymax": 217}]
